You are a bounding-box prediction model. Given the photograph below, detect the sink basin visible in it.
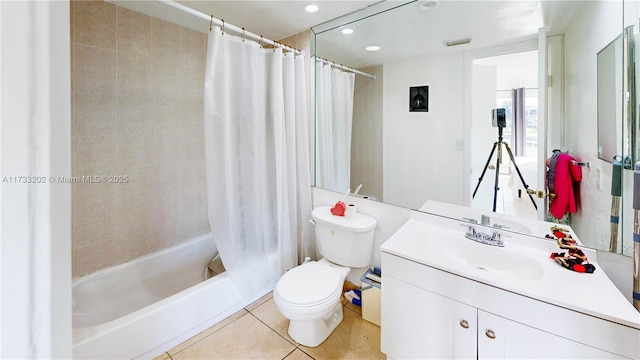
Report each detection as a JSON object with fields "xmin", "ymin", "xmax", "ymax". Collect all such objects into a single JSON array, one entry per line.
[
  {"xmin": 404, "ymin": 220, "xmax": 547, "ymax": 282},
  {"xmin": 451, "ymin": 241, "xmax": 545, "ymax": 281}
]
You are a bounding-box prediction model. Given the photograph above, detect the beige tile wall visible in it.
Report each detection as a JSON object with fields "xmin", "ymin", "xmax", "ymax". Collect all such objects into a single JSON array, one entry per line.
[
  {"xmin": 71, "ymin": 0, "xmax": 209, "ymax": 277},
  {"xmin": 352, "ymin": 65, "xmax": 384, "ymax": 201}
]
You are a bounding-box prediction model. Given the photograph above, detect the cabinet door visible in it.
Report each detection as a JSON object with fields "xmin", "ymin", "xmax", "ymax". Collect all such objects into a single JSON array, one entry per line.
[
  {"xmin": 478, "ymin": 310, "xmax": 625, "ymax": 359},
  {"xmin": 382, "ymin": 275, "xmax": 477, "ymax": 359}
]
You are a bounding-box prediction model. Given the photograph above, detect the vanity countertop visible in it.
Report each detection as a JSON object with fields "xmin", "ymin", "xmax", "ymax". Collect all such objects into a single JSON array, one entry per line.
[{"xmin": 380, "ymin": 211, "xmax": 640, "ymax": 330}]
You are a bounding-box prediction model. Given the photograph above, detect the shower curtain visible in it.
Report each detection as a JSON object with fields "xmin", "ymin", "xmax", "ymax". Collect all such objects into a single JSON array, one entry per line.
[
  {"xmin": 203, "ymin": 29, "xmax": 312, "ymax": 299},
  {"xmin": 314, "ymin": 61, "xmax": 355, "ymax": 193}
]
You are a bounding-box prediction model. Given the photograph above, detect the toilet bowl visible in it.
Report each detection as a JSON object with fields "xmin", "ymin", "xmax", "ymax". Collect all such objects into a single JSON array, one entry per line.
[
  {"xmin": 274, "ymin": 206, "xmax": 377, "ymax": 347},
  {"xmin": 273, "ymin": 259, "xmax": 350, "ymax": 347}
]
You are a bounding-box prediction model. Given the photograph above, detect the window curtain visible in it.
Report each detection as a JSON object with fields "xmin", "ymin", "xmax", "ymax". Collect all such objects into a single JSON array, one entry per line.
[
  {"xmin": 314, "ymin": 60, "xmax": 355, "ymax": 193},
  {"xmin": 203, "ymin": 29, "xmax": 312, "ymax": 299},
  {"xmin": 512, "ymin": 87, "xmax": 525, "ymax": 156}
]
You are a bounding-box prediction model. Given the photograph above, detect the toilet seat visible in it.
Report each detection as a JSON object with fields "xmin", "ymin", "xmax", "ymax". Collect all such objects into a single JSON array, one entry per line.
[{"xmin": 275, "ymin": 262, "xmax": 342, "ymax": 308}]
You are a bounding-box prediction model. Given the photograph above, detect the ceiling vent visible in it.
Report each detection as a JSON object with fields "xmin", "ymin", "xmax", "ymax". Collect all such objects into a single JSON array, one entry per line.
[{"xmin": 444, "ymin": 38, "xmax": 471, "ymax": 47}]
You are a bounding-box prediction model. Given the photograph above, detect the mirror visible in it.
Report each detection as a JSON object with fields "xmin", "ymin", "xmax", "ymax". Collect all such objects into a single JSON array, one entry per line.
[
  {"xmin": 597, "ymin": 33, "xmax": 622, "ymax": 164},
  {"xmin": 597, "ymin": 26, "xmax": 636, "ymax": 167},
  {"xmin": 313, "ymin": 0, "xmax": 633, "ymax": 255}
]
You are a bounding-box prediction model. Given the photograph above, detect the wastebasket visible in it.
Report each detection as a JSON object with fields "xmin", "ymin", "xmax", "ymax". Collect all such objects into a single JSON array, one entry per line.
[{"xmin": 360, "ymin": 267, "xmax": 381, "ymax": 326}]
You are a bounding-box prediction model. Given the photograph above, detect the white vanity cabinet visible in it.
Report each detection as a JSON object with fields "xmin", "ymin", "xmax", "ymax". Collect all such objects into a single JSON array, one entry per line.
[
  {"xmin": 381, "ymin": 274, "xmax": 477, "ymax": 359},
  {"xmin": 381, "ymin": 251, "xmax": 637, "ymax": 359},
  {"xmin": 476, "ymin": 310, "xmax": 622, "ymax": 359}
]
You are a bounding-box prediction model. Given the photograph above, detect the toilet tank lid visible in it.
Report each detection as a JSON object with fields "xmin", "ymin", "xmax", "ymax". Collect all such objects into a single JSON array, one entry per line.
[{"xmin": 312, "ymin": 206, "xmax": 377, "ymax": 232}]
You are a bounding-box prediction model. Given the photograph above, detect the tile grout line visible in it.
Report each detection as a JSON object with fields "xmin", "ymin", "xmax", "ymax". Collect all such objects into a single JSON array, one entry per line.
[
  {"xmin": 245, "ymin": 300, "xmax": 361, "ymax": 359},
  {"xmin": 281, "ymin": 348, "xmax": 297, "ymax": 360},
  {"xmin": 243, "ymin": 296, "xmax": 271, "ymax": 312},
  {"xmin": 296, "ymin": 347, "xmax": 317, "ymax": 360},
  {"xmin": 343, "ymin": 302, "xmax": 362, "ymax": 316},
  {"xmin": 245, "ymin": 295, "xmax": 318, "ymax": 359},
  {"xmin": 168, "ymin": 310, "xmax": 250, "ymax": 358},
  {"xmin": 246, "ymin": 310, "xmax": 299, "ymax": 348}
]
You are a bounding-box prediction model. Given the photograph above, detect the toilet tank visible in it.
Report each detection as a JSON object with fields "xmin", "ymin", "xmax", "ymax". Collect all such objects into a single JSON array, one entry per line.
[{"xmin": 311, "ymin": 206, "xmax": 377, "ymax": 268}]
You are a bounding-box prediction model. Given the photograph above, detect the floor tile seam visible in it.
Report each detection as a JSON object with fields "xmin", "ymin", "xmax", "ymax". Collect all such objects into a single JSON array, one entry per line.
[
  {"xmin": 246, "ymin": 311, "xmax": 298, "ymax": 347},
  {"xmin": 244, "ymin": 296, "xmax": 272, "ymax": 312},
  {"xmin": 168, "ymin": 310, "xmax": 250, "ymax": 357},
  {"xmin": 281, "ymin": 347, "xmax": 297, "ymax": 360},
  {"xmin": 343, "ymin": 302, "xmax": 361, "ymax": 316},
  {"xmin": 295, "ymin": 346, "xmax": 317, "ymax": 360}
]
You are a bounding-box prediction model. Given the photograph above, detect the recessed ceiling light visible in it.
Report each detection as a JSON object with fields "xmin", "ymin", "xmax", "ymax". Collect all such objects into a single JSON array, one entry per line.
[
  {"xmin": 341, "ymin": 28, "xmax": 354, "ymax": 35},
  {"xmin": 305, "ymin": 4, "xmax": 319, "ymax": 13},
  {"xmin": 365, "ymin": 45, "xmax": 381, "ymax": 52}
]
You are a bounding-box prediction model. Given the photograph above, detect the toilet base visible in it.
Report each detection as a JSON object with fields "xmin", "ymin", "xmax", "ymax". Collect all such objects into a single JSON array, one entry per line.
[{"xmin": 287, "ymin": 301, "xmax": 344, "ymax": 347}]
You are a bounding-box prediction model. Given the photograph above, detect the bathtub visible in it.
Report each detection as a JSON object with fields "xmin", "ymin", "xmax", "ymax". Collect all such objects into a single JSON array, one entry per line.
[{"xmin": 72, "ymin": 233, "xmax": 273, "ymax": 359}]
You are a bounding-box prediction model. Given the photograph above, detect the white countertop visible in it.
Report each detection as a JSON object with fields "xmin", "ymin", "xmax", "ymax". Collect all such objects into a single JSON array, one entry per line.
[{"xmin": 380, "ymin": 211, "xmax": 640, "ymax": 330}]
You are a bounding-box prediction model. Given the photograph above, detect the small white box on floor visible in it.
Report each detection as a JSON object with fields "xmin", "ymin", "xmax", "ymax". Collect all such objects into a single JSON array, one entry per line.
[{"xmin": 360, "ymin": 268, "xmax": 381, "ymax": 326}]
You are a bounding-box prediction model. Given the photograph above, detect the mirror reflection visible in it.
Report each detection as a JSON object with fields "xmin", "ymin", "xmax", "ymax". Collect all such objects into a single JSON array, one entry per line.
[
  {"xmin": 313, "ymin": 0, "xmax": 635, "ymax": 255},
  {"xmin": 597, "ymin": 33, "xmax": 623, "ymax": 164}
]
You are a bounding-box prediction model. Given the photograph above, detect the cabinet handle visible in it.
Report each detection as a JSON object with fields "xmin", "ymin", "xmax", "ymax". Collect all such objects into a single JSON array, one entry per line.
[
  {"xmin": 485, "ymin": 329, "xmax": 496, "ymax": 339},
  {"xmin": 459, "ymin": 320, "xmax": 469, "ymax": 329}
]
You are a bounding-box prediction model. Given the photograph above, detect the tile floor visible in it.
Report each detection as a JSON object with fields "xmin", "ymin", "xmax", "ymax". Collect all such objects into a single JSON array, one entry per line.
[
  {"xmin": 498, "ymin": 174, "xmax": 538, "ymax": 219},
  {"xmin": 153, "ymin": 292, "xmax": 385, "ymax": 360},
  {"xmin": 479, "ymin": 173, "xmax": 539, "ymax": 219}
]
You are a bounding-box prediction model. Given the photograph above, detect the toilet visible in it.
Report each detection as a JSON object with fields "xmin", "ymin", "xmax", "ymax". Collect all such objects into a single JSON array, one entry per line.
[{"xmin": 273, "ymin": 206, "xmax": 377, "ymax": 347}]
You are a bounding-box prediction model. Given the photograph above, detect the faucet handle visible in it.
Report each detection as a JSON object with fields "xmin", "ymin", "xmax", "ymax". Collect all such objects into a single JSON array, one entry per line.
[
  {"xmin": 460, "ymin": 223, "xmax": 477, "ymax": 235},
  {"xmin": 462, "ymin": 217, "xmax": 478, "ymax": 224},
  {"xmin": 489, "ymin": 230, "xmax": 506, "ymax": 247},
  {"xmin": 480, "ymin": 214, "xmax": 491, "ymax": 226}
]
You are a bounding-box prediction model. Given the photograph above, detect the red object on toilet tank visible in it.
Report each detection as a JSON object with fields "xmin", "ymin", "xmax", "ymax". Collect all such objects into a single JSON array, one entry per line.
[{"xmin": 330, "ymin": 201, "xmax": 346, "ymax": 216}]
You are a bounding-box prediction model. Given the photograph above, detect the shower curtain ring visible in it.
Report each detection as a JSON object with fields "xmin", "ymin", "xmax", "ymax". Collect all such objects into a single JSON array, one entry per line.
[
  {"xmin": 242, "ymin": 27, "xmax": 245, "ymax": 42},
  {"xmin": 260, "ymin": 35, "xmax": 263, "ymax": 48},
  {"xmin": 209, "ymin": 15, "xmax": 213, "ymax": 32},
  {"xmin": 221, "ymin": 19, "xmax": 225, "ymax": 35}
]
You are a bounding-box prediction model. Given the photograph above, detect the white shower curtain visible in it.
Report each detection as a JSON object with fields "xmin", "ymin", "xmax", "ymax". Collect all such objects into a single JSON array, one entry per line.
[
  {"xmin": 204, "ymin": 29, "xmax": 312, "ymax": 299},
  {"xmin": 314, "ymin": 61, "xmax": 355, "ymax": 193}
]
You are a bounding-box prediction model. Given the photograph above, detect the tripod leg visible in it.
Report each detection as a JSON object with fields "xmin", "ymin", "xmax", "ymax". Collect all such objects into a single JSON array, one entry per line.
[
  {"xmin": 472, "ymin": 142, "xmax": 499, "ymax": 199},
  {"xmin": 493, "ymin": 143, "xmax": 502, "ymax": 212},
  {"xmin": 503, "ymin": 143, "xmax": 538, "ymax": 211}
]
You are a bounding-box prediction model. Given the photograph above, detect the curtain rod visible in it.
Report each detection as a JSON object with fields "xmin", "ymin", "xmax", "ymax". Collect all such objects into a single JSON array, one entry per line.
[
  {"xmin": 315, "ymin": 57, "xmax": 377, "ymax": 79},
  {"xmin": 155, "ymin": 0, "xmax": 303, "ymax": 56}
]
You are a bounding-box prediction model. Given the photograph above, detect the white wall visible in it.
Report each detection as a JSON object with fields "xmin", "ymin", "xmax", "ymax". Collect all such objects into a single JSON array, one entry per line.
[
  {"xmin": 383, "ymin": 53, "xmax": 465, "ymax": 210},
  {"xmin": 470, "ymin": 64, "xmax": 498, "ymax": 211},
  {"xmin": 0, "ymin": 1, "xmax": 72, "ymax": 358},
  {"xmin": 564, "ymin": 0, "xmax": 624, "ymax": 251}
]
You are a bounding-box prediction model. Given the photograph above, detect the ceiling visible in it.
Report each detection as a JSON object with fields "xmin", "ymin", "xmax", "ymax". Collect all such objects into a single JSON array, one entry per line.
[
  {"xmin": 314, "ymin": 0, "xmax": 589, "ymax": 68},
  {"xmin": 110, "ymin": 0, "xmax": 382, "ymax": 40},
  {"xmin": 110, "ymin": 0, "xmax": 588, "ymax": 69}
]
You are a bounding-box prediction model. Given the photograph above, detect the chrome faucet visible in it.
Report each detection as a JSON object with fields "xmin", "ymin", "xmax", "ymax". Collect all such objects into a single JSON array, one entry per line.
[
  {"xmin": 462, "ymin": 225, "xmax": 505, "ymax": 247},
  {"xmin": 481, "ymin": 214, "xmax": 491, "ymax": 226}
]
